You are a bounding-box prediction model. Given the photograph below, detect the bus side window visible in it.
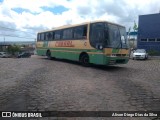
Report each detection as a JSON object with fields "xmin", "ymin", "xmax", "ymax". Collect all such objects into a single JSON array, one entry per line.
[
  {"xmin": 41, "ymin": 33, "xmax": 45, "ymax": 41},
  {"xmin": 47, "ymin": 32, "xmax": 52, "ymax": 41},
  {"xmin": 83, "ymin": 26, "xmax": 87, "ymax": 38},
  {"xmin": 52, "ymin": 32, "xmax": 55, "ymax": 40},
  {"xmin": 44, "ymin": 33, "xmax": 46, "ymax": 40},
  {"xmin": 74, "ymin": 27, "xmax": 81, "ymax": 39},
  {"xmin": 37, "ymin": 33, "xmax": 41, "ymax": 41},
  {"xmin": 74, "ymin": 25, "xmax": 87, "ymax": 39},
  {"xmin": 63, "ymin": 28, "xmax": 73, "ymax": 40},
  {"xmin": 55, "ymin": 30, "xmax": 62, "ymax": 40}
]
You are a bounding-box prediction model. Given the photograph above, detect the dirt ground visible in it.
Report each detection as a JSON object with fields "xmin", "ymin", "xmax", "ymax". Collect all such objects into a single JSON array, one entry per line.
[{"xmin": 0, "ymin": 56, "xmax": 160, "ymax": 120}]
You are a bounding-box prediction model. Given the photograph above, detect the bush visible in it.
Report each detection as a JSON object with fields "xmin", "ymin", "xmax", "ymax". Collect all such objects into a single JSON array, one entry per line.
[
  {"xmin": 7, "ymin": 45, "xmax": 21, "ymax": 55},
  {"xmin": 148, "ymin": 49, "xmax": 160, "ymax": 56}
]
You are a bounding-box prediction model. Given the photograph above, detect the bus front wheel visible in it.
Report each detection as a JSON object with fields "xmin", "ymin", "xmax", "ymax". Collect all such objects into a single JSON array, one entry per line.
[{"xmin": 80, "ymin": 54, "xmax": 90, "ymax": 67}]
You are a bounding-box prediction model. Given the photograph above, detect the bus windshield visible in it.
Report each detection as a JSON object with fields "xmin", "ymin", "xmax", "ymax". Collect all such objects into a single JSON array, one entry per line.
[
  {"xmin": 107, "ymin": 24, "xmax": 121, "ymax": 48},
  {"xmin": 90, "ymin": 22, "xmax": 128, "ymax": 49},
  {"xmin": 119, "ymin": 27, "xmax": 128, "ymax": 49},
  {"xmin": 107, "ymin": 24, "xmax": 128, "ymax": 48}
]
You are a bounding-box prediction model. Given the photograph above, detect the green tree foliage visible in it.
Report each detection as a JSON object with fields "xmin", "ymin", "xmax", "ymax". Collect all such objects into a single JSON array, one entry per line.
[
  {"xmin": 133, "ymin": 21, "xmax": 138, "ymax": 31},
  {"xmin": 7, "ymin": 45, "xmax": 21, "ymax": 55}
]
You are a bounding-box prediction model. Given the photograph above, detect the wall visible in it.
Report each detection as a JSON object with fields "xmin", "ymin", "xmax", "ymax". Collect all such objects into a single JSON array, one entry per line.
[{"xmin": 137, "ymin": 13, "xmax": 160, "ymax": 52}]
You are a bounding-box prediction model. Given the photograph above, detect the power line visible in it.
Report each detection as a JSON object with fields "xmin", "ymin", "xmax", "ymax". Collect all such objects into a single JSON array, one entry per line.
[
  {"xmin": 0, "ymin": 26, "xmax": 36, "ymax": 35},
  {"xmin": 0, "ymin": 34, "xmax": 36, "ymax": 39}
]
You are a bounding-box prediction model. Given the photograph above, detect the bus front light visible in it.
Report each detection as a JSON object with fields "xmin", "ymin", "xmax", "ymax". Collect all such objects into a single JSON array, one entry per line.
[{"xmin": 99, "ymin": 45, "xmax": 103, "ymax": 50}]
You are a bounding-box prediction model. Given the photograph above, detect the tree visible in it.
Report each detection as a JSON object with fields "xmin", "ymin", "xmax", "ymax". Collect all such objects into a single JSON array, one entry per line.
[
  {"xmin": 7, "ymin": 45, "xmax": 21, "ymax": 55},
  {"xmin": 133, "ymin": 21, "xmax": 138, "ymax": 31}
]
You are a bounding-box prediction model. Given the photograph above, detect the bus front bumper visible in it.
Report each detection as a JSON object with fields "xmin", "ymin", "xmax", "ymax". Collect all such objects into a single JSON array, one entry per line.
[{"xmin": 106, "ymin": 56, "xmax": 129, "ymax": 65}]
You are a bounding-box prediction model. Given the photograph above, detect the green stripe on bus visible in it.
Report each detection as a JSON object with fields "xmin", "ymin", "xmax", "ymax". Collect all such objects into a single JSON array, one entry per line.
[
  {"xmin": 36, "ymin": 49, "xmax": 128, "ymax": 65},
  {"xmin": 36, "ymin": 47, "xmax": 103, "ymax": 53}
]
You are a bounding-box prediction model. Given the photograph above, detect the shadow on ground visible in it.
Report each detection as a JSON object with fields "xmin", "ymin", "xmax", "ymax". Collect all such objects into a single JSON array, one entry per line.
[{"xmin": 41, "ymin": 57, "xmax": 127, "ymax": 72}]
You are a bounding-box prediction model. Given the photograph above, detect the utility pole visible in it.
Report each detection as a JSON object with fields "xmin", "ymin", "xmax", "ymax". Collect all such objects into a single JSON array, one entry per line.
[{"xmin": 4, "ymin": 36, "xmax": 5, "ymax": 43}]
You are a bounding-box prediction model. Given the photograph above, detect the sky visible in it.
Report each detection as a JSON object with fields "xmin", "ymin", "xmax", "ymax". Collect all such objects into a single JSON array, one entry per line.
[{"xmin": 0, "ymin": 0, "xmax": 160, "ymax": 42}]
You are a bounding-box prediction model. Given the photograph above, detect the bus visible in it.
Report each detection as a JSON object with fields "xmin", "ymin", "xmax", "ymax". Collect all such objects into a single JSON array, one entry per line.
[{"xmin": 36, "ymin": 20, "xmax": 129, "ymax": 66}]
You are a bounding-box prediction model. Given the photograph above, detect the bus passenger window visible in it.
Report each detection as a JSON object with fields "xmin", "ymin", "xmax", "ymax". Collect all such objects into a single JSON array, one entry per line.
[
  {"xmin": 37, "ymin": 33, "xmax": 41, "ymax": 41},
  {"xmin": 74, "ymin": 25, "xmax": 87, "ymax": 39},
  {"xmin": 55, "ymin": 31, "xmax": 61, "ymax": 40},
  {"xmin": 44, "ymin": 33, "xmax": 47, "ymax": 40},
  {"xmin": 40, "ymin": 33, "xmax": 45, "ymax": 41},
  {"xmin": 63, "ymin": 28, "xmax": 73, "ymax": 39},
  {"xmin": 83, "ymin": 26, "xmax": 87, "ymax": 38},
  {"xmin": 52, "ymin": 32, "xmax": 55, "ymax": 40},
  {"xmin": 47, "ymin": 32, "xmax": 52, "ymax": 40}
]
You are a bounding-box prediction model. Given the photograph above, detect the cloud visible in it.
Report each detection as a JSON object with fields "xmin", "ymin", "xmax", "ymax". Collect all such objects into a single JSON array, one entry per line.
[
  {"xmin": 0, "ymin": 21, "xmax": 17, "ymax": 35},
  {"xmin": 0, "ymin": 0, "xmax": 160, "ymax": 41},
  {"xmin": 2, "ymin": 0, "xmax": 70, "ymax": 13}
]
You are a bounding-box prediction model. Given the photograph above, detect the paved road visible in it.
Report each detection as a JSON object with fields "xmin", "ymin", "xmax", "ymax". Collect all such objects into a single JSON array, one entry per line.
[{"xmin": 0, "ymin": 56, "xmax": 160, "ymax": 120}]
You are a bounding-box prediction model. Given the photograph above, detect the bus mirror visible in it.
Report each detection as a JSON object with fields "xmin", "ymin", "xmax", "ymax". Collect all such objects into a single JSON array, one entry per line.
[{"xmin": 121, "ymin": 35, "xmax": 125, "ymax": 44}]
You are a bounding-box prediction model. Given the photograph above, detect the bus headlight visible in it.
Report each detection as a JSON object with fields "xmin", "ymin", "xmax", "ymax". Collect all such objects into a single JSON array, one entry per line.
[{"xmin": 99, "ymin": 45, "xmax": 103, "ymax": 50}]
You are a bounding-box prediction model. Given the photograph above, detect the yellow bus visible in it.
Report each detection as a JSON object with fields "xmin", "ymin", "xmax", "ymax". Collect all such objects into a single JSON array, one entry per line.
[{"xmin": 36, "ymin": 20, "xmax": 129, "ymax": 66}]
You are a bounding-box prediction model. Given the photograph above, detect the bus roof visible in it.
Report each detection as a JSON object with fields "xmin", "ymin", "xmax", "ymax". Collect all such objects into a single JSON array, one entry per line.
[{"xmin": 38, "ymin": 20, "xmax": 125, "ymax": 33}]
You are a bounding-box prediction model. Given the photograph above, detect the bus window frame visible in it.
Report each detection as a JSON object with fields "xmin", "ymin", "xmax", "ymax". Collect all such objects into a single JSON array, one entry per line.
[
  {"xmin": 89, "ymin": 22, "xmax": 107, "ymax": 49},
  {"xmin": 73, "ymin": 25, "xmax": 87, "ymax": 40},
  {"xmin": 62, "ymin": 28, "xmax": 73, "ymax": 40},
  {"xmin": 46, "ymin": 32, "xmax": 52, "ymax": 41},
  {"xmin": 37, "ymin": 33, "xmax": 41, "ymax": 41},
  {"xmin": 37, "ymin": 24, "xmax": 88, "ymax": 41},
  {"xmin": 54, "ymin": 30, "xmax": 62, "ymax": 40},
  {"xmin": 40, "ymin": 33, "xmax": 45, "ymax": 41}
]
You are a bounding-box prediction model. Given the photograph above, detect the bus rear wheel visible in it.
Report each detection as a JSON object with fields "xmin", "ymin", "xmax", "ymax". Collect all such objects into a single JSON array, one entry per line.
[
  {"xmin": 46, "ymin": 50, "xmax": 52, "ymax": 60},
  {"xmin": 80, "ymin": 54, "xmax": 90, "ymax": 67}
]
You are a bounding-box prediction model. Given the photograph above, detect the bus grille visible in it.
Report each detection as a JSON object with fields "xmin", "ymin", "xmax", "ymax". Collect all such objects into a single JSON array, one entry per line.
[
  {"xmin": 109, "ymin": 60, "xmax": 116, "ymax": 65},
  {"xmin": 112, "ymin": 54, "xmax": 127, "ymax": 57},
  {"xmin": 116, "ymin": 59, "xmax": 126, "ymax": 63}
]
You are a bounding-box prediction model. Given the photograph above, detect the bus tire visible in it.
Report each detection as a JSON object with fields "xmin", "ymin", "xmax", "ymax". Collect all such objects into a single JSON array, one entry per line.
[
  {"xmin": 80, "ymin": 53, "xmax": 90, "ymax": 67},
  {"xmin": 46, "ymin": 50, "xmax": 52, "ymax": 60}
]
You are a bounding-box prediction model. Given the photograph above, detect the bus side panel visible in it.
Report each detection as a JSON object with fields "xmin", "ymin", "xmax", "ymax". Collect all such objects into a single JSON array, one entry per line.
[
  {"xmin": 67, "ymin": 52, "xmax": 79, "ymax": 61},
  {"xmin": 89, "ymin": 54, "xmax": 106, "ymax": 65},
  {"xmin": 37, "ymin": 48, "xmax": 46, "ymax": 56},
  {"xmin": 36, "ymin": 42, "xmax": 47, "ymax": 56},
  {"xmin": 51, "ymin": 50, "xmax": 79, "ymax": 61}
]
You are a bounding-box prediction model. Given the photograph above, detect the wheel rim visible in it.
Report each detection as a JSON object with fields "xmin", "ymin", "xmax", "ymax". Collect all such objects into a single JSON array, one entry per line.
[
  {"xmin": 83, "ymin": 57, "xmax": 89, "ymax": 64},
  {"xmin": 81, "ymin": 55, "xmax": 89, "ymax": 66}
]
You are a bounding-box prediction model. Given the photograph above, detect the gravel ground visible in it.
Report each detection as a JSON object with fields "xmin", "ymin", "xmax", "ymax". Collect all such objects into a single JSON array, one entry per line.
[{"xmin": 0, "ymin": 55, "xmax": 160, "ymax": 120}]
